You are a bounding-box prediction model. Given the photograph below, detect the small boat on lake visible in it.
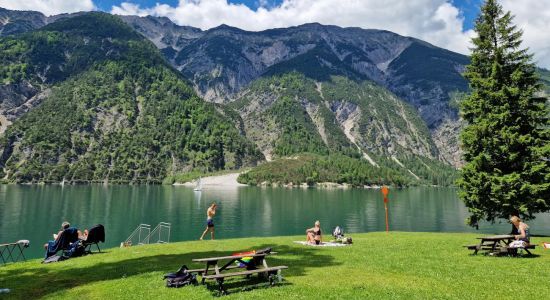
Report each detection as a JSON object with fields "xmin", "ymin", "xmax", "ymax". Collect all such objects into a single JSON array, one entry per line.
[{"xmin": 194, "ymin": 177, "xmax": 202, "ymax": 191}]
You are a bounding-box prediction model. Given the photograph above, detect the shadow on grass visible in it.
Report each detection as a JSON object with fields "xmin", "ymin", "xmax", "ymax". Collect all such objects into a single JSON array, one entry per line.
[
  {"xmin": 470, "ymin": 253, "xmax": 542, "ymax": 259},
  {"xmin": 0, "ymin": 242, "xmax": 340, "ymax": 299},
  {"xmin": 204, "ymin": 276, "xmax": 294, "ymax": 297}
]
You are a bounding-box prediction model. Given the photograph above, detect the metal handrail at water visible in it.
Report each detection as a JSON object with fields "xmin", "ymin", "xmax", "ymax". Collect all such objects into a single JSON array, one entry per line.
[
  {"xmin": 121, "ymin": 222, "xmax": 171, "ymax": 247},
  {"xmin": 122, "ymin": 224, "xmax": 151, "ymax": 247},
  {"xmin": 146, "ymin": 222, "xmax": 171, "ymax": 244}
]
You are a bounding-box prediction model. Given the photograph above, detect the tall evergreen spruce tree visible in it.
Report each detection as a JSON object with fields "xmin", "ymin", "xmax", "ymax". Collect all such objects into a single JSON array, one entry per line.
[{"xmin": 458, "ymin": 0, "xmax": 550, "ymax": 226}]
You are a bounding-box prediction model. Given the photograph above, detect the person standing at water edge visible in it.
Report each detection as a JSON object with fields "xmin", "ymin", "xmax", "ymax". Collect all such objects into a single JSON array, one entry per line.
[{"xmin": 200, "ymin": 202, "xmax": 217, "ymax": 240}]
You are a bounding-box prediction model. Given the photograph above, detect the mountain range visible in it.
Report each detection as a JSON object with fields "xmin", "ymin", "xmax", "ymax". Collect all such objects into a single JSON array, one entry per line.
[{"xmin": 0, "ymin": 8, "xmax": 547, "ymax": 185}]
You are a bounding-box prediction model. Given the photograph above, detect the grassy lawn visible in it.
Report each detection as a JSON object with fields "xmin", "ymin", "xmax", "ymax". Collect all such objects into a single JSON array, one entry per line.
[{"xmin": 1, "ymin": 232, "xmax": 548, "ymax": 299}]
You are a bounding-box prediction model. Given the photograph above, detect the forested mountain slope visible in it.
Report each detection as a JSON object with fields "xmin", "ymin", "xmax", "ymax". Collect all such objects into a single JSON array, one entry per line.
[{"xmin": 0, "ymin": 13, "xmax": 261, "ymax": 183}]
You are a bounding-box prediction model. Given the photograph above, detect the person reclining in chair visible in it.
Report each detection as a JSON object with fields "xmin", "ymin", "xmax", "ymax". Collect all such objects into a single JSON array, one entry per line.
[
  {"xmin": 43, "ymin": 222, "xmax": 88, "ymax": 249},
  {"xmin": 43, "ymin": 221, "xmax": 90, "ymax": 258},
  {"xmin": 44, "ymin": 221, "xmax": 71, "ymax": 250}
]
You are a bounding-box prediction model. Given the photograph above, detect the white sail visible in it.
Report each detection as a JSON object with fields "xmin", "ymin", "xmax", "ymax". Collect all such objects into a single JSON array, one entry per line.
[{"xmin": 194, "ymin": 177, "xmax": 202, "ymax": 191}]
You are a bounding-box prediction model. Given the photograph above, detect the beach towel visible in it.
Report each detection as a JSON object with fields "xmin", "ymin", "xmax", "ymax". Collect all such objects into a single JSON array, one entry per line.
[
  {"xmin": 293, "ymin": 241, "xmax": 349, "ymax": 247},
  {"xmin": 233, "ymin": 250, "xmax": 255, "ymax": 268}
]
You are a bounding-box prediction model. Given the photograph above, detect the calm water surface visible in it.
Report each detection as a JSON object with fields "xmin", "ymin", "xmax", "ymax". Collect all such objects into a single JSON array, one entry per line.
[{"xmin": 1, "ymin": 185, "xmax": 549, "ymax": 259}]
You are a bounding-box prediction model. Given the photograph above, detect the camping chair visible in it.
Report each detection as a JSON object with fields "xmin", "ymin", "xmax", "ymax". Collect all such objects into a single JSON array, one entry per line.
[
  {"xmin": 82, "ymin": 224, "xmax": 105, "ymax": 254},
  {"xmin": 45, "ymin": 227, "xmax": 79, "ymax": 258}
]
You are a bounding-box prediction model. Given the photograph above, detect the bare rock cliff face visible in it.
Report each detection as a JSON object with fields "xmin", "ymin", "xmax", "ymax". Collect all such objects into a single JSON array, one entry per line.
[
  {"xmin": 0, "ymin": 8, "xmax": 46, "ymax": 36},
  {"xmin": 118, "ymin": 18, "xmax": 469, "ymax": 166},
  {"xmin": 0, "ymin": 82, "xmax": 51, "ymax": 133}
]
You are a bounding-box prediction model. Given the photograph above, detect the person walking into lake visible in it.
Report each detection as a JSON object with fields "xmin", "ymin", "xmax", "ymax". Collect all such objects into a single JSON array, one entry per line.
[
  {"xmin": 306, "ymin": 220, "xmax": 322, "ymax": 245},
  {"xmin": 199, "ymin": 202, "xmax": 217, "ymax": 240}
]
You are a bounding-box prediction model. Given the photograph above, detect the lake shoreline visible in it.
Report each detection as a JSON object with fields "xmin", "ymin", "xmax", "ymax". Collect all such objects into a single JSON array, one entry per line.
[{"xmin": 173, "ymin": 172, "xmax": 444, "ymax": 189}]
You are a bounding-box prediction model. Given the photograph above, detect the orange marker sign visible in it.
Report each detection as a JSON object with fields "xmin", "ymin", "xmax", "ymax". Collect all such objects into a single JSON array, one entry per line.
[
  {"xmin": 381, "ymin": 186, "xmax": 389, "ymax": 197},
  {"xmin": 381, "ymin": 186, "xmax": 390, "ymax": 232}
]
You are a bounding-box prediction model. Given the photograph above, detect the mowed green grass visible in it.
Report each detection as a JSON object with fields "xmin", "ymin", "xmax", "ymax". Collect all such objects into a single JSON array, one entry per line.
[{"xmin": 1, "ymin": 232, "xmax": 548, "ymax": 299}]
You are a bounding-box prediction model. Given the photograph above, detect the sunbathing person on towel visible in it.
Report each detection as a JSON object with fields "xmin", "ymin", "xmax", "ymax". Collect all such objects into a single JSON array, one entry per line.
[{"xmin": 306, "ymin": 220, "xmax": 322, "ymax": 245}]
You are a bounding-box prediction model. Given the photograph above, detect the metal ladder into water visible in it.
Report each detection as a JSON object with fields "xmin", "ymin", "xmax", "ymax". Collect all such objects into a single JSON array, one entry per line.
[{"xmin": 122, "ymin": 222, "xmax": 171, "ymax": 247}]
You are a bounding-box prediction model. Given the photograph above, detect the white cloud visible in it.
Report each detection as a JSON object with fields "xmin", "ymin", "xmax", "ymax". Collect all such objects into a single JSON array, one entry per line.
[
  {"xmin": 112, "ymin": 0, "xmax": 474, "ymax": 55},
  {"xmin": 3, "ymin": 0, "xmax": 546, "ymax": 68},
  {"xmin": 0, "ymin": 0, "xmax": 95, "ymax": 16},
  {"xmin": 502, "ymin": 0, "xmax": 550, "ymax": 69}
]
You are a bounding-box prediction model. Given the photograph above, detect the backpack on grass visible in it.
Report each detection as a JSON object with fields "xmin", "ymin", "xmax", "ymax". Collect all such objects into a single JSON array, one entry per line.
[
  {"xmin": 164, "ymin": 265, "xmax": 198, "ymax": 288},
  {"xmin": 67, "ymin": 240, "xmax": 86, "ymax": 258},
  {"xmin": 333, "ymin": 226, "xmax": 344, "ymax": 239}
]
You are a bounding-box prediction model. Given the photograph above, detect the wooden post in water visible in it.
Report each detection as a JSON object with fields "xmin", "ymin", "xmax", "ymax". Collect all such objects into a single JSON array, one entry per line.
[{"xmin": 381, "ymin": 186, "xmax": 389, "ymax": 233}]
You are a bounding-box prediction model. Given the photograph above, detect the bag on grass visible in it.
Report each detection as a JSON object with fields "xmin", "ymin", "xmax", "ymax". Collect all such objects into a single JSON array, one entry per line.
[
  {"xmin": 67, "ymin": 240, "xmax": 86, "ymax": 258},
  {"xmin": 164, "ymin": 265, "xmax": 197, "ymax": 288},
  {"xmin": 509, "ymin": 240, "xmax": 527, "ymax": 248},
  {"xmin": 42, "ymin": 255, "xmax": 67, "ymax": 264},
  {"xmin": 233, "ymin": 250, "xmax": 255, "ymax": 268},
  {"xmin": 333, "ymin": 226, "xmax": 344, "ymax": 239},
  {"xmin": 342, "ymin": 237, "xmax": 353, "ymax": 244}
]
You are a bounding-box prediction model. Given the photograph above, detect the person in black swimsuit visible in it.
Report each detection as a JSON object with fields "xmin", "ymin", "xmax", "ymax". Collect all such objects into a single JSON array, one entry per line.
[
  {"xmin": 510, "ymin": 216, "xmax": 531, "ymax": 243},
  {"xmin": 306, "ymin": 221, "xmax": 322, "ymax": 245}
]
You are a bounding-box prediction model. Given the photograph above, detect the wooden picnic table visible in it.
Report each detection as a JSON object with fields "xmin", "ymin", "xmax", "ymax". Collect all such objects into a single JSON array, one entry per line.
[
  {"xmin": 465, "ymin": 234, "xmax": 536, "ymax": 256},
  {"xmin": 475, "ymin": 235, "xmax": 514, "ymax": 255},
  {"xmin": 191, "ymin": 251, "xmax": 287, "ymax": 295}
]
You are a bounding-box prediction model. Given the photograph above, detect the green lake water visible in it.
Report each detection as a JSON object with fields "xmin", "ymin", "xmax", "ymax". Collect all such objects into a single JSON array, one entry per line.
[{"xmin": 1, "ymin": 185, "xmax": 549, "ymax": 259}]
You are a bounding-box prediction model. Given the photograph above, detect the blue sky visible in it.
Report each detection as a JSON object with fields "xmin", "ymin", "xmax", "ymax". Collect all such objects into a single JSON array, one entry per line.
[{"xmin": 450, "ymin": 0, "xmax": 484, "ymax": 30}]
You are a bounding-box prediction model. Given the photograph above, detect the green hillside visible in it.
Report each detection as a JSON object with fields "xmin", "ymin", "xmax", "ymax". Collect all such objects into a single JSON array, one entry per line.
[
  {"xmin": 0, "ymin": 13, "xmax": 261, "ymax": 183},
  {"xmin": 231, "ymin": 72, "xmax": 358, "ymax": 158},
  {"xmin": 238, "ymin": 153, "xmax": 457, "ymax": 187},
  {"xmin": 232, "ymin": 73, "xmax": 438, "ymax": 159},
  {"xmin": 238, "ymin": 153, "xmax": 415, "ymax": 186},
  {"xmin": 230, "ymin": 73, "xmax": 457, "ymax": 186}
]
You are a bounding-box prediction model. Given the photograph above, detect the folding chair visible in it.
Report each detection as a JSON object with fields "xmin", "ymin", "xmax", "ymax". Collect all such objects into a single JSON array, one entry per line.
[
  {"xmin": 45, "ymin": 227, "xmax": 78, "ymax": 259},
  {"xmin": 82, "ymin": 224, "xmax": 105, "ymax": 253}
]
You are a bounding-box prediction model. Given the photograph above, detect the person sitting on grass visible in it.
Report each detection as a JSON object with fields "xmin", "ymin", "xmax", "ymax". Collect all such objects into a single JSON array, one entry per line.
[{"xmin": 306, "ymin": 220, "xmax": 322, "ymax": 245}]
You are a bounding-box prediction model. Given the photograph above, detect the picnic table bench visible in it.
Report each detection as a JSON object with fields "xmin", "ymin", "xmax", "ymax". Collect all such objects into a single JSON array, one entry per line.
[
  {"xmin": 465, "ymin": 235, "xmax": 536, "ymax": 256},
  {"xmin": 191, "ymin": 251, "xmax": 288, "ymax": 295},
  {"xmin": 1, "ymin": 240, "xmax": 30, "ymax": 265}
]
